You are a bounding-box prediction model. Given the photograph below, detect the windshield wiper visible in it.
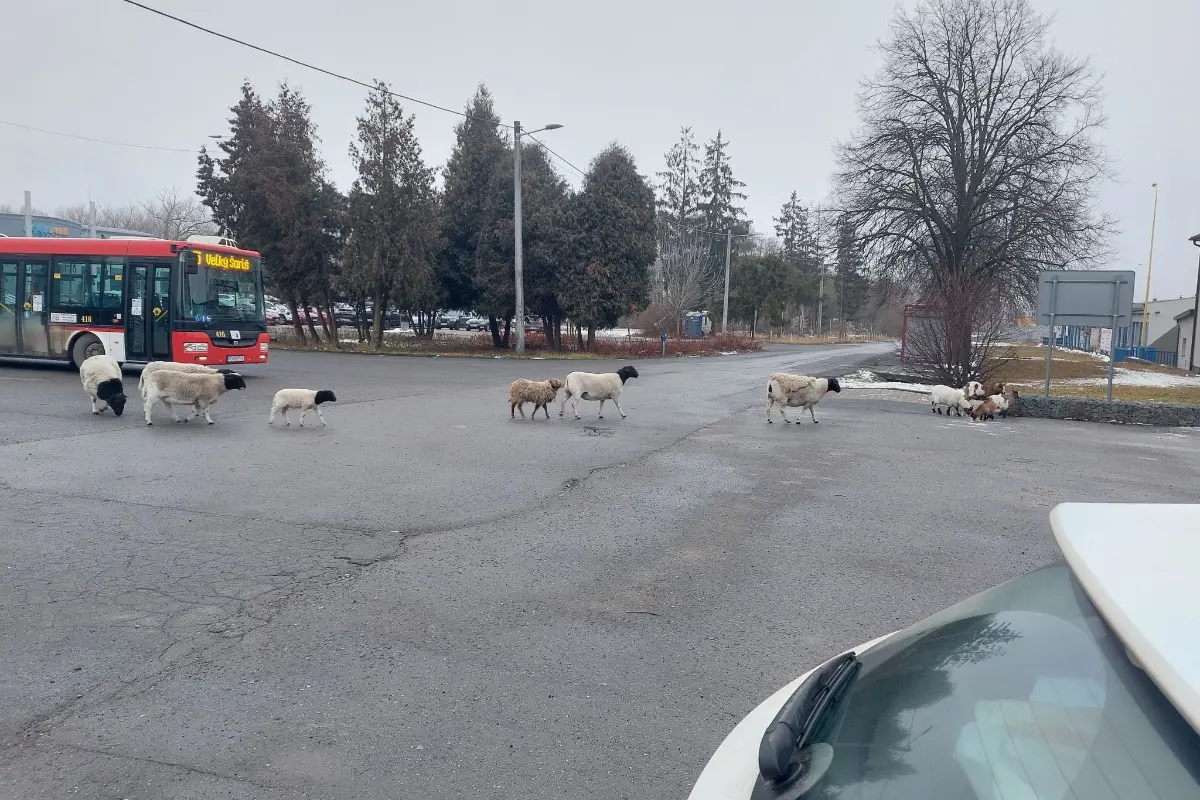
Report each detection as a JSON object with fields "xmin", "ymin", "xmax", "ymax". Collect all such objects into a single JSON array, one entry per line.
[{"xmin": 756, "ymin": 651, "xmax": 861, "ymax": 792}]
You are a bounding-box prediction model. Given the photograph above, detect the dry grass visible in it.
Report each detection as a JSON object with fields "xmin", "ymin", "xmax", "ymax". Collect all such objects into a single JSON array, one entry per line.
[{"xmin": 993, "ymin": 345, "xmax": 1200, "ymax": 405}]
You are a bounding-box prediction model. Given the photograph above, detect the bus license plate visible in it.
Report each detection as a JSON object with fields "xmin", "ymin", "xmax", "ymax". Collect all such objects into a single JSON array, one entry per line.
[{"xmin": 227, "ymin": 355, "xmax": 245, "ymax": 363}]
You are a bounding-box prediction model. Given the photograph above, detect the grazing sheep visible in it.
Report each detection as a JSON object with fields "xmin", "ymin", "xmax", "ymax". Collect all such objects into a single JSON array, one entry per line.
[
  {"xmin": 994, "ymin": 388, "xmax": 1019, "ymax": 418},
  {"xmin": 965, "ymin": 380, "xmax": 986, "ymax": 400},
  {"xmin": 269, "ymin": 389, "xmax": 337, "ymax": 427},
  {"xmin": 508, "ymin": 378, "xmax": 563, "ymax": 420},
  {"xmin": 930, "ymin": 384, "xmax": 972, "ymax": 416},
  {"xmin": 79, "ymin": 354, "xmax": 127, "ymax": 417},
  {"xmin": 970, "ymin": 396, "xmax": 999, "ymax": 422},
  {"xmin": 560, "ymin": 366, "xmax": 639, "ymax": 420},
  {"xmin": 143, "ymin": 370, "xmax": 246, "ymax": 426},
  {"xmin": 766, "ymin": 374, "xmax": 842, "ymax": 424},
  {"xmin": 138, "ymin": 361, "xmax": 231, "ymax": 402}
]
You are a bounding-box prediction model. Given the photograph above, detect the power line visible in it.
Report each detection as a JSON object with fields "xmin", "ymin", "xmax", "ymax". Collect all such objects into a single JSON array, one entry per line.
[
  {"xmin": 118, "ymin": 0, "xmax": 503, "ymax": 128},
  {"xmin": 525, "ymin": 135, "xmax": 586, "ymax": 179},
  {"xmin": 660, "ymin": 217, "xmax": 766, "ymax": 239},
  {"xmin": 0, "ymin": 118, "xmax": 197, "ymax": 153}
]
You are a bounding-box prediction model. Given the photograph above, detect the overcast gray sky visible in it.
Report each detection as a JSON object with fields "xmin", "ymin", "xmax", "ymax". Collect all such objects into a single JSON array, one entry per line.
[{"xmin": 2, "ymin": 0, "xmax": 1197, "ymax": 298}]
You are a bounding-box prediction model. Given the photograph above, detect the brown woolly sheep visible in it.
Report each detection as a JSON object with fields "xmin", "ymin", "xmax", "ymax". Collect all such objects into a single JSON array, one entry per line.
[{"xmin": 509, "ymin": 377, "xmax": 564, "ymax": 420}]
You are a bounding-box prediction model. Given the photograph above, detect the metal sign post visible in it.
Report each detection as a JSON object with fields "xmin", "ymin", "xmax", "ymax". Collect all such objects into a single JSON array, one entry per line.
[{"xmin": 1036, "ymin": 270, "xmax": 1135, "ymax": 401}]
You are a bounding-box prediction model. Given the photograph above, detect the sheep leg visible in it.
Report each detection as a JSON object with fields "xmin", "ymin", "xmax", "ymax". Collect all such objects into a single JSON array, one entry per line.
[
  {"xmin": 90, "ymin": 397, "xmax": 101, "ymax": 414},
  {"xmin": 559, "ymin": 391, "xmax": 570, "ymax": 418},
  {"xmin": 298, "ymin": 408, "xmax": 306, "ymax": 427},
  {"xmin": 597, "ymin": 399, "xmax": 605, "ymax": 419},
  {"xmin": 200, "ymin": 402, "xmax": 215, "ymax": 425},
  {"xmin": 514, "ymin": 403, "xmax": 525, "ymax": 419},
  {"xmin": 269, "ymin": 405, "xmax": 277, "ymax": 426},
  {"xmin": 144, "ymin": 398, "xmax": 154, "ymax": 426},
  {"xmin": 541, "ymin": 404, "xmax": 551, "ymax": 419},
  {"xmin": 572, "ymin": 395, "xmax": 581, "ymax": 420},
  {"xmin": 778, "ymin": 404, "xmax": 793, "ymax": 423},
  {"xmin": 280, "ymin": 408, "xmax": 290, "ymax": 426},
  {"xmin": 808, "ymin": 405, "xmax": 818, "ymax": 424},
  {"xmin": 317, "ymin": 406, "xmax": 327, "ymax": 427},
  {"xmin": 612, "ymin": 398, "xmax": 626, "ymax": 419}
]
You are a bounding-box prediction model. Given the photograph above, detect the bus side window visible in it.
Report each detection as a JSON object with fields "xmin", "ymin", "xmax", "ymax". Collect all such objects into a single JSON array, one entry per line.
[
  {"xmin": 50, "ymin": 260, "xmax": 101, "ymax": 310},
  {"xmin": 101, "ymin": 260, "xmax": 123, "ymax": 325}
]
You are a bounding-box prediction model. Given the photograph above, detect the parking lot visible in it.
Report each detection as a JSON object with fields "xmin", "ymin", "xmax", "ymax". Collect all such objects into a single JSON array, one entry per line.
[{"xmin": 2, "ymin": 344, "xmax": 1199, "ymax": 799}]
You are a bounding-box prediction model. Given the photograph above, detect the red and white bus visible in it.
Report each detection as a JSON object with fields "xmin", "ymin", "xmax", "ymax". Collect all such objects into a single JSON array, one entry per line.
[{"xmin": 0, "ymin": 237, "xmax": 269, "ymax": 368}]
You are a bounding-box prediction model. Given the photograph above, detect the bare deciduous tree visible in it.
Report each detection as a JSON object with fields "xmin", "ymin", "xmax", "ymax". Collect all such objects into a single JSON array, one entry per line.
[
  {"xmin": 55, "ymin": 187, "xmax": 217, "ymax": 239},
  {"xmin": 836, "ymin": 0, "xmax": 1115, "ymax": 378},
  {"xmin": 653, "ymin": 222, "xmax": 723, "ymax": 335}
]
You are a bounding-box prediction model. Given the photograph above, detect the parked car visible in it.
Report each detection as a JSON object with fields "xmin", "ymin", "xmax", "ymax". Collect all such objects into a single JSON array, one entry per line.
[
  {"xmin": 436, "ymin": 311, "xmax": 467, "ymax": 330},
  {"xmin": 296, "ymin": 307, "xmax": 330, "ymax": 327},
  {"xmin": 689, "ymin": 502, "xmax": 1200, "ymax": 800},
  {"xmin": 463, "ymin": 314, "xmax": 489, "ymax": 332}
]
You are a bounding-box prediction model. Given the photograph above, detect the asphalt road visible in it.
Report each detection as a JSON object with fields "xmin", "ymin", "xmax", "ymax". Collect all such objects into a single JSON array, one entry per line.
[{"xmin": 2, "ymin": 344, "xmax": 1198, "ymax": 799}]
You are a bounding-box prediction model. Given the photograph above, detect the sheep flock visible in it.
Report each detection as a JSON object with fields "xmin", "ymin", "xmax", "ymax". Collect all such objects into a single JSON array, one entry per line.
[{"xmin": 75, "ymin": 353, "xmax": 1020, "ymax": 435}]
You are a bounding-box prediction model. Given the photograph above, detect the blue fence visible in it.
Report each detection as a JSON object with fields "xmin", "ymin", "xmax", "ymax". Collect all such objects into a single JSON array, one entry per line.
[{"xmin": 1112, "ymin": 346, "xmax": 1178, "ymax": 368}]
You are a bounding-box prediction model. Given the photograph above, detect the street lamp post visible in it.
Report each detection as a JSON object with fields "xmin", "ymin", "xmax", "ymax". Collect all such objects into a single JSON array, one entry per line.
[
  {"xmin": 513, "ymin": 121, "xmax": 562, "ymax": 353},
  {"xmin": 1140, "ymin": 182, "xmax": 1159, "ymax": 347},
  {"xmin": 1190, "ymin": 233, "xmax": 1200, "ymax": 373}
]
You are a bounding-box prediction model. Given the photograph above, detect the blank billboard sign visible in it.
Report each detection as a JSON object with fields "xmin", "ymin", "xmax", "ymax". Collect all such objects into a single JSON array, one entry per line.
[{"xmin": 1036, "ymin": 270, "xmax": 1135, "ymax": 329}]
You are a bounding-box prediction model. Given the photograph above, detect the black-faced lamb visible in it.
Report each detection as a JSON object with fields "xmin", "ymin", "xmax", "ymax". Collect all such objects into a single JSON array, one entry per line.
[
  {"xmin": 143, "ymin": 370, "xmax": 246, "ymax": 425},
  {"xmin": 559, "ymin": 366, "xmax": 638, "ymax": 420},
  {"xmin": 138, "ymin": 361, "xmax": 230, "ymax": 402},
  {"xmin": 79, "ymin": 354, "xmax": 127, "ymax": 417},
  {"xmin": 765, "ymin": 374, "xmax": 841, "ymax": 424},
  {"xmin": 509, "ymin": 378, "xmax": 563, "ymax": 420},
  {"xmin": 269, "ymin": 389, "xmax": 337, "ymax": 427}
]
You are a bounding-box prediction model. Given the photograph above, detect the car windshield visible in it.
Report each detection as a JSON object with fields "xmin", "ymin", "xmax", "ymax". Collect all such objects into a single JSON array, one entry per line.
[
  {"xmin": 180, "ymin": 255, "xmax": 264, "ymax": 324},
  {"xmin": 787, "ymin": 564, "xmax": 1200, "ymax": 800}
]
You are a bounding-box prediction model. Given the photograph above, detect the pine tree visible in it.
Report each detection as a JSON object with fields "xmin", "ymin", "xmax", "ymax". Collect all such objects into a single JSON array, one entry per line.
[
  {"xmin": 697, "ymin": 130, "xmax": 747, "ymax": 234},
  {"xmin": 343, "ymin": 81, "xmax": 438, "ymax": 348},
  {"xmin": 197, "ymin": 81, "xmax": 338, "ymax": 343},
  {"xmin": 654, "ymin": 127, "xmax": 703, "ymax": 227},
  {"xmin": 439, "ymin": 85, "xmax": 509, "ymax": 318},
  {"xmin": 834, "ymin": 216, "xmax": 869, "ymax": 333},
  {"xmin": 561, "ymin": 144, "xmax": 657, "ymax": 351}
]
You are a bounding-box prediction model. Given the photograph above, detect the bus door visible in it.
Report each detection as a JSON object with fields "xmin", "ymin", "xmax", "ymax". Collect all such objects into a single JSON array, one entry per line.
[
  {"xmin": 17, "ymin": 260, "xmax": 50, "ymax": 355},
  {"xmin": 0, "ymin": 260, "xmax": 17, "ymax": 353},
  {"xmin": 126, "ymin": 261, "xmax": 174, "ymax": 362}
]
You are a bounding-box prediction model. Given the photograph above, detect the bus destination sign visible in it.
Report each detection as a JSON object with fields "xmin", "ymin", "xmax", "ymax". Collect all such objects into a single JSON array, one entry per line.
[{"xmin": 193, "ymin": 250, "xmax": 252, "ymax": 272}]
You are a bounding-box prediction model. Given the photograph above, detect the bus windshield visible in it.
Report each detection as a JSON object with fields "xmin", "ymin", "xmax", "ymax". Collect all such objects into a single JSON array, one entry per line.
[{"xmin": 180, "ymin": 251, "xmax": 264, "ymax": 324}]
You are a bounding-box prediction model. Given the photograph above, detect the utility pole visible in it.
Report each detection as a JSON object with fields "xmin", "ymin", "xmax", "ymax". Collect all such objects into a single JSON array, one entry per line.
[
  {"xmin": 88, "ymin": 201, "xmax": 97, "ymax": 238},
  {"xmin": 721, "ymin": 229, "xmax": 732, "ymax": 334},
  {"xmin": 1139, "ymin": 182, "xmax": 1159, "ymax": 348},
  {"xmin": 815, "ymin": 205, "xmax": 824, "ymax": 337},
  {"xmin": 513, "ymin": 121, "xmax": 525, "ymax": 354},
  {"xmin": 24, "ymin": 190, "xmax": 32, "ymax": 237}
]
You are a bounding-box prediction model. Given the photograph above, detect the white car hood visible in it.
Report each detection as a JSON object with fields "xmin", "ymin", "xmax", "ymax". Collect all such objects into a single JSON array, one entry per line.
[{"xmin": 688, "ymin": 631, "xmax": 898, "ymax": 800}]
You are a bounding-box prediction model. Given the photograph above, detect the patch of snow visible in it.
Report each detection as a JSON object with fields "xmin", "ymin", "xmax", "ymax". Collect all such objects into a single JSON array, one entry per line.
[{"xmin": 1073, "ymin": 368, "xmax": 1200, "ymax": 388}]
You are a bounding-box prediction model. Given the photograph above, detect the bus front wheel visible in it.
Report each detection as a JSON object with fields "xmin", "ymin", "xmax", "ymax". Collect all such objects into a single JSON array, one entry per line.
[{"xmin": 71, "ymin": 334, "xmax": 105, "ymax": 368}]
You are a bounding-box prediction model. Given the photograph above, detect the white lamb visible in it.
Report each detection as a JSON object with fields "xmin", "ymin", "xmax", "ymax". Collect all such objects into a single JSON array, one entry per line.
[
  {"xmin": 766, "ymin": 374, "xmax": 842, "ymax": 424},
  {"xmin": 269, "ymin": 389, "xmax": 337, "ymax": 427},
  {"xmin": 559, "ymin": 366, "xmax": 639, "ymax": 420},
  {"xmin": 138, "ymin": 361, "xmax": 229, "ymax": 402},
  {"xmin": 143, "ymin": 370, "xmax": 246, "ymax": 425},
  {"xmin": 79, "ymin": 354, "xmax": 128, "ymax": 417},
  {"xmin": 929, "ymin": 384, "xmax": 972, "ymax": 416}
]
